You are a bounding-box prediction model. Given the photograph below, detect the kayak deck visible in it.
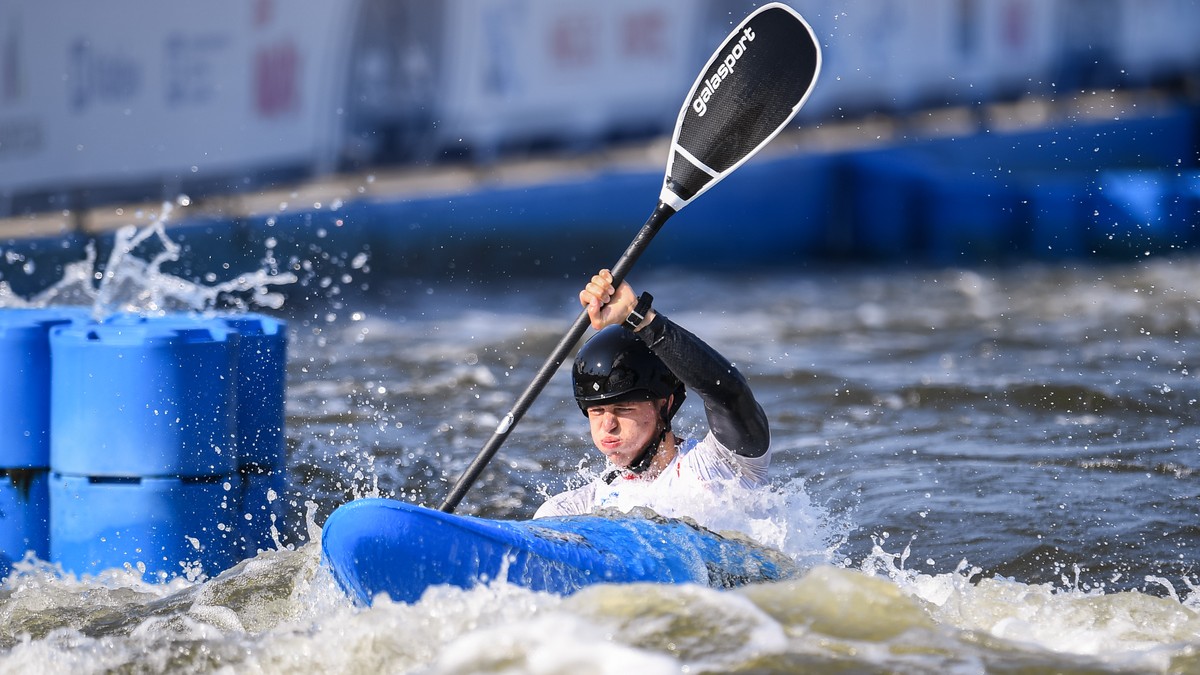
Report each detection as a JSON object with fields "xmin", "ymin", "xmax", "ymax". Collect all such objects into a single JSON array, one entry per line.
[{"xmin": 320, "ymin": 498, "xmax": 797, "ymax": 605}]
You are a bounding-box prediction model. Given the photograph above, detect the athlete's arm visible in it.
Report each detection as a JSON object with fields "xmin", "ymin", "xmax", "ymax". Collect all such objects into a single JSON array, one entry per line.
[{"xmin": 635, "ymin": 313, "xmax": 770, "ymax": 458}]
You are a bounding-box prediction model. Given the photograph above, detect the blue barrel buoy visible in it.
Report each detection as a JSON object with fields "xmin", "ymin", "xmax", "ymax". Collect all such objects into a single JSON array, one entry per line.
[
  {"xmin": 49, "ymin": 473, "xmax": 241, "ymax": 580},
  {"xmin": 48, "ymin": 316, "xmax": 241, "ymax": 580},
  {"xmin": 0, "ymin": 307, "xmax": 85, "ymax": 577},
  {"xmin": 0, "ymin": 308, "xmax": 85, "ymax": 468},
  {"xmin": 222, "ymin": 314, "xmax": 290, "ymax": 556},
  {"xmin": 223, "ymin": 314, "xmax": 287, "ymax": 472},
  {"xmin": 0, "ymin": 469, "xmax": 49, "ymax": 579},
  {"xmin": 238, "ymin": 469, "xmax": 288, "ymax": 555},
  {"xmin": 49, "ymin": 319, "xmax": 239, "ymax": 477}
]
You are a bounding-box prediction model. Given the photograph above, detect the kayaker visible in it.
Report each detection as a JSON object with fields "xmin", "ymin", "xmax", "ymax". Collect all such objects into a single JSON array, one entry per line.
[{"xmin": 534, "ymin": 268, "xmax": 771, "ymax": 518}]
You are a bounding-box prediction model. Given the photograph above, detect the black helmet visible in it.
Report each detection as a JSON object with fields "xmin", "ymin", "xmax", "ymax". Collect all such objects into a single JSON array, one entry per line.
[{"xmin": 572, "ymin": 326, "xmax": 684, "ymax": 416}]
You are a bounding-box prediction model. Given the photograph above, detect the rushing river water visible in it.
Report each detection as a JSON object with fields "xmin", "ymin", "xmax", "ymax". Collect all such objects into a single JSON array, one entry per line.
[{"xmin": 3, "ymin": 230, "xmax": 1200, "ymax": 672}]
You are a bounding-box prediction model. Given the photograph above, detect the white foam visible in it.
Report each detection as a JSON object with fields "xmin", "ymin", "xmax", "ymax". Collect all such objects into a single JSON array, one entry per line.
[{"xmin": 857, "ymin": 536, "xmax": 1200, "ymax": 669}]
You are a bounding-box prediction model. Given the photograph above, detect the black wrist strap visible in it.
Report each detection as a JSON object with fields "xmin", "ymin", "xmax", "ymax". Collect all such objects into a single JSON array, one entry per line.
[{"xmin": 624, "ymin": 291, "xmax": 653, "ymax": 331}]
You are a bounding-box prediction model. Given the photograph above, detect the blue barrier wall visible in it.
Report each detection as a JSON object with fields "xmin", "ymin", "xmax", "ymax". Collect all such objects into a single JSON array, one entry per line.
[
  {"xmin": 313, "ymin": 108, "xmax": 1199, "ymax": 272},
  {"xmin": 0, "ymin": 108, "xmax": 1196, "ymax": 303}
]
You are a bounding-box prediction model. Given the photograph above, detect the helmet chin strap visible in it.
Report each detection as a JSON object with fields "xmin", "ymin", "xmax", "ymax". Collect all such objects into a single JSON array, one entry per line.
[
  {"xmin": 620, "ymin": 398, "xmax": 674, "ymax": 477},
  {"xmin": 626, "ymin": 424, "xmax": 668, "ymax": 475}
]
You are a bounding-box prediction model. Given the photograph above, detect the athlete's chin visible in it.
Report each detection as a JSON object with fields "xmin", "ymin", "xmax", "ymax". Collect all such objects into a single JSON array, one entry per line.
[{"xmin": 600, "ymin": 448, "xmax": 633, "ymax": 466}]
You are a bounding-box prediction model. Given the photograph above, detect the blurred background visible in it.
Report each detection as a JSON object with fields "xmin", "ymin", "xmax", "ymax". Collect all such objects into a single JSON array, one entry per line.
[
  {"xmin": 5, "ymin": 5, "xmax": 1200, "ymax": 670},
  {"xmin": 1, "ymin": 0, "xmax": 1198, "ymax": 295}
]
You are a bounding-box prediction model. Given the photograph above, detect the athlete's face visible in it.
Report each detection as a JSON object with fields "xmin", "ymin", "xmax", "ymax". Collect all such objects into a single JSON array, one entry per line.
[{"xmin": 586, "ymin": 399, "xmax": 664, "ymax": 468}]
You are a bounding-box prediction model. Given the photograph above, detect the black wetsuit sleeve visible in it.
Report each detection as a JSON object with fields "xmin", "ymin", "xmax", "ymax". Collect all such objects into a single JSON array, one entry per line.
[{"xmin": 635, "ymin": 312, "xmax": 770, "ymax": 458}]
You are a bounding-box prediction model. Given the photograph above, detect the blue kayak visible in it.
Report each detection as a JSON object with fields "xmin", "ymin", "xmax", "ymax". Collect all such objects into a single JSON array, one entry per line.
[{"xmin": 320, "ymin": 498, "xmax": 798, "ymax": 605}]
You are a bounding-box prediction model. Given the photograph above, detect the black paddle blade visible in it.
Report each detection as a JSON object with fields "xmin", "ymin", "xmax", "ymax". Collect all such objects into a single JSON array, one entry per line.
[{"xmin": 661, "ymin": 2, "xmax": 821, "ymax": 210}]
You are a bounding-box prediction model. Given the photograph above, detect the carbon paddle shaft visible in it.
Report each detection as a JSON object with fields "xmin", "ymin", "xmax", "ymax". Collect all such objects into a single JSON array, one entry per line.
[
  {"xmin": 438, "ymin": 3, "xmax": 821, "ymax": 512},
  {"xmin": 439, "ymin": 203, "xmax": 675, "ymax": 513}
]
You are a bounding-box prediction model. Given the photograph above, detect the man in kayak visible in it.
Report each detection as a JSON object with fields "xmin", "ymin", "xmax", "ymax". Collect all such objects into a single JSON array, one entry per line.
[{"xmin": 534, "ymin": 269, "xmax": 771, "ymax": 518}]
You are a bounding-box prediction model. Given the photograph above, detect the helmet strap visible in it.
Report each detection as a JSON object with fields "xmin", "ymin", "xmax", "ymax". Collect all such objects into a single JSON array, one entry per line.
[
  {"xmin": 625, "ymin": 425, "xmax": 667, "ymax": 476},
  {"xmin": 625, "ymin": 398, "xmax": 674, "ymax": 476}
]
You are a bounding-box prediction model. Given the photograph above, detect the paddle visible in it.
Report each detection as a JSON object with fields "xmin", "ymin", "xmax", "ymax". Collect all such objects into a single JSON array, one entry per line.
[{"xmin": 439, "ymin": 2, "xmax": 822, "ymax": 513}]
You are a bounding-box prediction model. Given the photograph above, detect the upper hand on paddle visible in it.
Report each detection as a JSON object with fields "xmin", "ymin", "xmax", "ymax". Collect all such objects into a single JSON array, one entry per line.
[{"xmin": 580, "ymin": 269, "xmax": 649, "ymax": 331}]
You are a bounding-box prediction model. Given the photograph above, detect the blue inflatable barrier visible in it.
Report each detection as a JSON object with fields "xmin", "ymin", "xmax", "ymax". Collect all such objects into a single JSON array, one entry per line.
[
  {"xmin": 843, "ymin": 150, "xmax": 931, "ymax": 260},
  {"xmin": 49, "ymin": 319, "xmax": 239, "ymax": 477},
  {"xmin": 922, "ymin": 169, "xmax": 1022, "ymax": 263},
  {"xmin": 1092, "ymin": 170, "xmax": 1200, "ymax": 253},
  {"xmin": 1019, "ymin": 177, "xmax": 1089, "ymax": 258},
  {"xmin": 49, "ymin": 473, "xmax": 241, "ymax": 580}
]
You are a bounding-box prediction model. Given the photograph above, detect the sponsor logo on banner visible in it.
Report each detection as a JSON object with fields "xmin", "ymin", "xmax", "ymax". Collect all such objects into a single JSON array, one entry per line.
[
  {"xmin": 68, "ymin": 39, "xmax": 143, "ymax": 112},
  {"xmin": 254, "ymin": 40, "xmax": 299, "ymax": 117},
  {"xmin": 165, "ymin": 32, "xmax": 230, "ymax": 108},
  {"xmin": 621, "ymin": 11, "xmax": 666, "ymax": 58},
  {"xmin": 549, "ymin": 12, "xmax": 598, "ymax": 68},
  {"xmin": 252, "ymin": 0, "xmax": 300, "ymax": 119}
]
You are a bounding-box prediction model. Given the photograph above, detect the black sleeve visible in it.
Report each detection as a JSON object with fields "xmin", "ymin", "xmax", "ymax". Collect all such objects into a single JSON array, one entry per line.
[{"xmin": 634, "ymin": 312, "xmax": 770, "ymax": 458}]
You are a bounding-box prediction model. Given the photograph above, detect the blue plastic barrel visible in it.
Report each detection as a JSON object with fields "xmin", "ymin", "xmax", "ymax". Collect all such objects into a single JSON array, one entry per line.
[
  {"xmin": 238, "ymin": 468, "xmax": 288, "ymax": 556},
  {"xmin": 0, "ymin": 469, "xmax": 49, "ymax": 579},
  {"xmin": 49, "ymin": 473, "xmax": 241, "ymax": 580},
  {"xmin": 222, "ymin": 314, "xmax": 290, "ymax": 556},
  {"xmin": 0, "ymin": 308, "xmax": 86, "ymax": 469},
  {"xmin": 49, "ymin": 319, "xmax": 239, "ymax": 477},
  {"xmin": 0, "ymin": 307, "xmax": 85, "ymax": 576},
  {"xmin": 222, "ymin": 314, "xmax": 288, "ymax": 471}
]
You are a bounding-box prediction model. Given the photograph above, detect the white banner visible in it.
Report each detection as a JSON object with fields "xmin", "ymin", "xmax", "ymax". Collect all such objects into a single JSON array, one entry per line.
[
  {"xmin": 433, "ymin": 0, "xmax": 701, "ymax": 154},
  {"xmin": 2, "ymin": 0, "xmax": 1197, "ymax": 205},
  {"xmin": 0, "ymin": 0, "xmax": 352, "ymax": 196}
]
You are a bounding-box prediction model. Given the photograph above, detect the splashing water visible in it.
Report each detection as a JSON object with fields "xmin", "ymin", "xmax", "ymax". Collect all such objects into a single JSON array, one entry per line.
[
  {"xmin": 0, "ymin": 202, "xmax": 298, "ymax": 317},
  {"xmin": 4, "ymin": 219, "xmax": 1200, "ymax": 671}
]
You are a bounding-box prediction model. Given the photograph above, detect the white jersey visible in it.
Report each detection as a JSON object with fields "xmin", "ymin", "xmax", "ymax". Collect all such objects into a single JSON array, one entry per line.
[{"xmin": 533, "ymin": 431, "xmax": 772, "ymax": 520}]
